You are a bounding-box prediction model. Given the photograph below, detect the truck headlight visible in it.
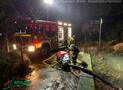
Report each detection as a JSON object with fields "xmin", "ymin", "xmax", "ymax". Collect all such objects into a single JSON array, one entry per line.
[
  {"xmin": 13, "ymin": 44, "xmax": 17, "ymax": 50},
  {"xmin": 28, "ymin": 46, "xmax": 35, "ymax": 52}
]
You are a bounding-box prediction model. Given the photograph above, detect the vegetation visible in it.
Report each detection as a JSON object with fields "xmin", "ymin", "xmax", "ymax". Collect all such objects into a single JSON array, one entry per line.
[
  {"xmin": 92, "ymin": 53, "xmax": 120, "ymax": 87},
  {"xmin": 0, "ymin": 50, "xmax": 31, "ymax": 88},
  {"xmin": 107, "ymin": 21, "xmax": 123, "ymax": 43}
]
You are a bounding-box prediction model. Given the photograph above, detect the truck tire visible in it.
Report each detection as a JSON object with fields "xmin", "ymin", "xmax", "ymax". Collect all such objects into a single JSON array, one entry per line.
[{"xmin": 40, "ymin": 44, "xmax": 51, "ymax": 57}]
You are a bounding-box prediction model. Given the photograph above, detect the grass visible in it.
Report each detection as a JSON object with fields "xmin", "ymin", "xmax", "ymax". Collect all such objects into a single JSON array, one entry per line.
[{"xmin": 92, "ymin": 53, "xmax": 120, "ymax": 86}]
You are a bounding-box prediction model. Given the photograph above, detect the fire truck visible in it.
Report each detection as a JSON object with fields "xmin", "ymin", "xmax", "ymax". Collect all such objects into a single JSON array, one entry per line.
[{"xmin": 11, "ymin": 18, "xmax": 72, "ymax": 56}]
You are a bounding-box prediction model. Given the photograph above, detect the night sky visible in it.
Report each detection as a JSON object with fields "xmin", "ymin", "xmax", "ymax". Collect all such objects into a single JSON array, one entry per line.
[{"xmin": 0, "ymin": 0, "xmax": 123, "ymax": 21}]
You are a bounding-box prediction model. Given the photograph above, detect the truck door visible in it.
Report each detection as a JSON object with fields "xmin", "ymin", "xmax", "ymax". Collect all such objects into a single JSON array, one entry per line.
[
  {"xmin": 58, "ymin": 24, "xmax": 72, "ymax": 47},
  {"xmin": 58, "ymin": 26, "xmax": 64, "ymax": 47}
]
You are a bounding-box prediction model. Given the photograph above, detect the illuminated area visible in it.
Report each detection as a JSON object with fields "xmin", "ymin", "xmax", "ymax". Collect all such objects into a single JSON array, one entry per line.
[
  {"xmin": 44, "ymin": 0, "xmax": 53, "ymax": 5},
  {"xmin": 64, "ymin": 23, "xmax": 68, "ymax": 26},
  {"xmin": 1, "ymin": 1, "xmax": 123, "ymax": 89},
  {"xmin": 13, "ymin": 44, "xmax": 17, "ymax": 50},
  {"xmin": 28, "ymin": 45, "xmax": 35, "ymax": 52},
  {"xmin": 68, "ymin": 24, "xmax": 71, "ymax": 27},
  {"xmin": 35, "ymin": 43, "xmax": 42, "ymax": 49},
  {"xmin": 33, "ymin": 38, "xmax": 42, "ymax": 49},
  {"xmin": 68, "ymin": 27, "xmax": 72, "ymax": 38},
  {"xmin": 58, "ymin": 22, "xmax": 63, "ymax": 25}
]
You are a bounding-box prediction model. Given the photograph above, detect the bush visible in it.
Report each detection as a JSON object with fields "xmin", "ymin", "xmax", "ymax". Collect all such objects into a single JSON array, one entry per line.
[
  {"xmin": 0, "ymin": 51, "xmax": 15, "ymax": 79},
  {"xmin": 0, "ymin": 50, "xmax": 31, "ymax": 88}
]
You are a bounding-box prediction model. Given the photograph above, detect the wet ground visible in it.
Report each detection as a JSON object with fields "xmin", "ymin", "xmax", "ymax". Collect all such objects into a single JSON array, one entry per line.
[
  {"xmin": 28, "ymin": 54, "xmax": 80, "ymax": 90},
  {"xmin": 29, "ymin": 52, "xmax": 121, "ymax": 90},
  {"xmin": 30, "ymin": 68, "xmax": 80, "ymax": 90},
  {"xmin": 4, "ymin": 51, "xmax": 121, "ymax": 90},
  {"xmin": 26, "ymin": 52, "xmax": 95, "ymax": 90}
]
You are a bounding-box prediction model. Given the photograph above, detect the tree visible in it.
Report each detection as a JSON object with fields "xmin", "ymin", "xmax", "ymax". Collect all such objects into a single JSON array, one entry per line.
[{"xmin": 106, "ymin": 20, "xmax": 123, "ymax": 44}]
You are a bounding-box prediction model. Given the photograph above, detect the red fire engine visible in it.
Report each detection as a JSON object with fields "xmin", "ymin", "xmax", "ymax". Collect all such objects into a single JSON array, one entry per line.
[{"xmin": 11, "ymin": 18, "xmax": 72, "ymax": 56}]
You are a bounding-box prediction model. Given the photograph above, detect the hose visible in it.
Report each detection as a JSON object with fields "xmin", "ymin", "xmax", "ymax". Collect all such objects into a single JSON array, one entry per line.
[{"xmin": 68, "ymin": 64, "xmax": 118, "ymax": 89}]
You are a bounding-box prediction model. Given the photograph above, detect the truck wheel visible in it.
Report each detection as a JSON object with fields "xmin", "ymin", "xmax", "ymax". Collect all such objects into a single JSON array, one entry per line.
[{"xmin": 40, "ymin": 44, "xmax": 51, "ymax": 57}]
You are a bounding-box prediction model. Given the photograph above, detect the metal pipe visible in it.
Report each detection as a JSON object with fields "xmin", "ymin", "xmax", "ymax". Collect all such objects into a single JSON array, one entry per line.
[{"xmin": 99, "ymin": 18, "xmax": 102, "ymax": 49}]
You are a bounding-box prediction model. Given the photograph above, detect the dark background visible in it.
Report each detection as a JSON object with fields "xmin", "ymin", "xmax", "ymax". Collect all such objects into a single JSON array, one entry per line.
[{"xmin": 0, "ymin": 0, "xmax": 123, "ymax": 48}]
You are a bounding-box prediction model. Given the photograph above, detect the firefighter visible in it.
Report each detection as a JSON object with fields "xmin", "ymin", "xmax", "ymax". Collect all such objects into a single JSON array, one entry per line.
[
  {"xmin": 69, "ymin": 44, "xmax": 79, "ymax": 65},
  {"xmin": 70, "ymin": 35, "xmax": 76, "ymax": 45},
  {"xmin": 67, "ymin": 37, "xmax": 71, "ymax": 47}
]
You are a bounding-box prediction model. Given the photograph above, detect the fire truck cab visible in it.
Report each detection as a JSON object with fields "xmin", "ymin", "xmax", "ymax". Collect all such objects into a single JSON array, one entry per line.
[{"xmin": 11, "ymin": 19, "xmax": 72, "ymax": 57}]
